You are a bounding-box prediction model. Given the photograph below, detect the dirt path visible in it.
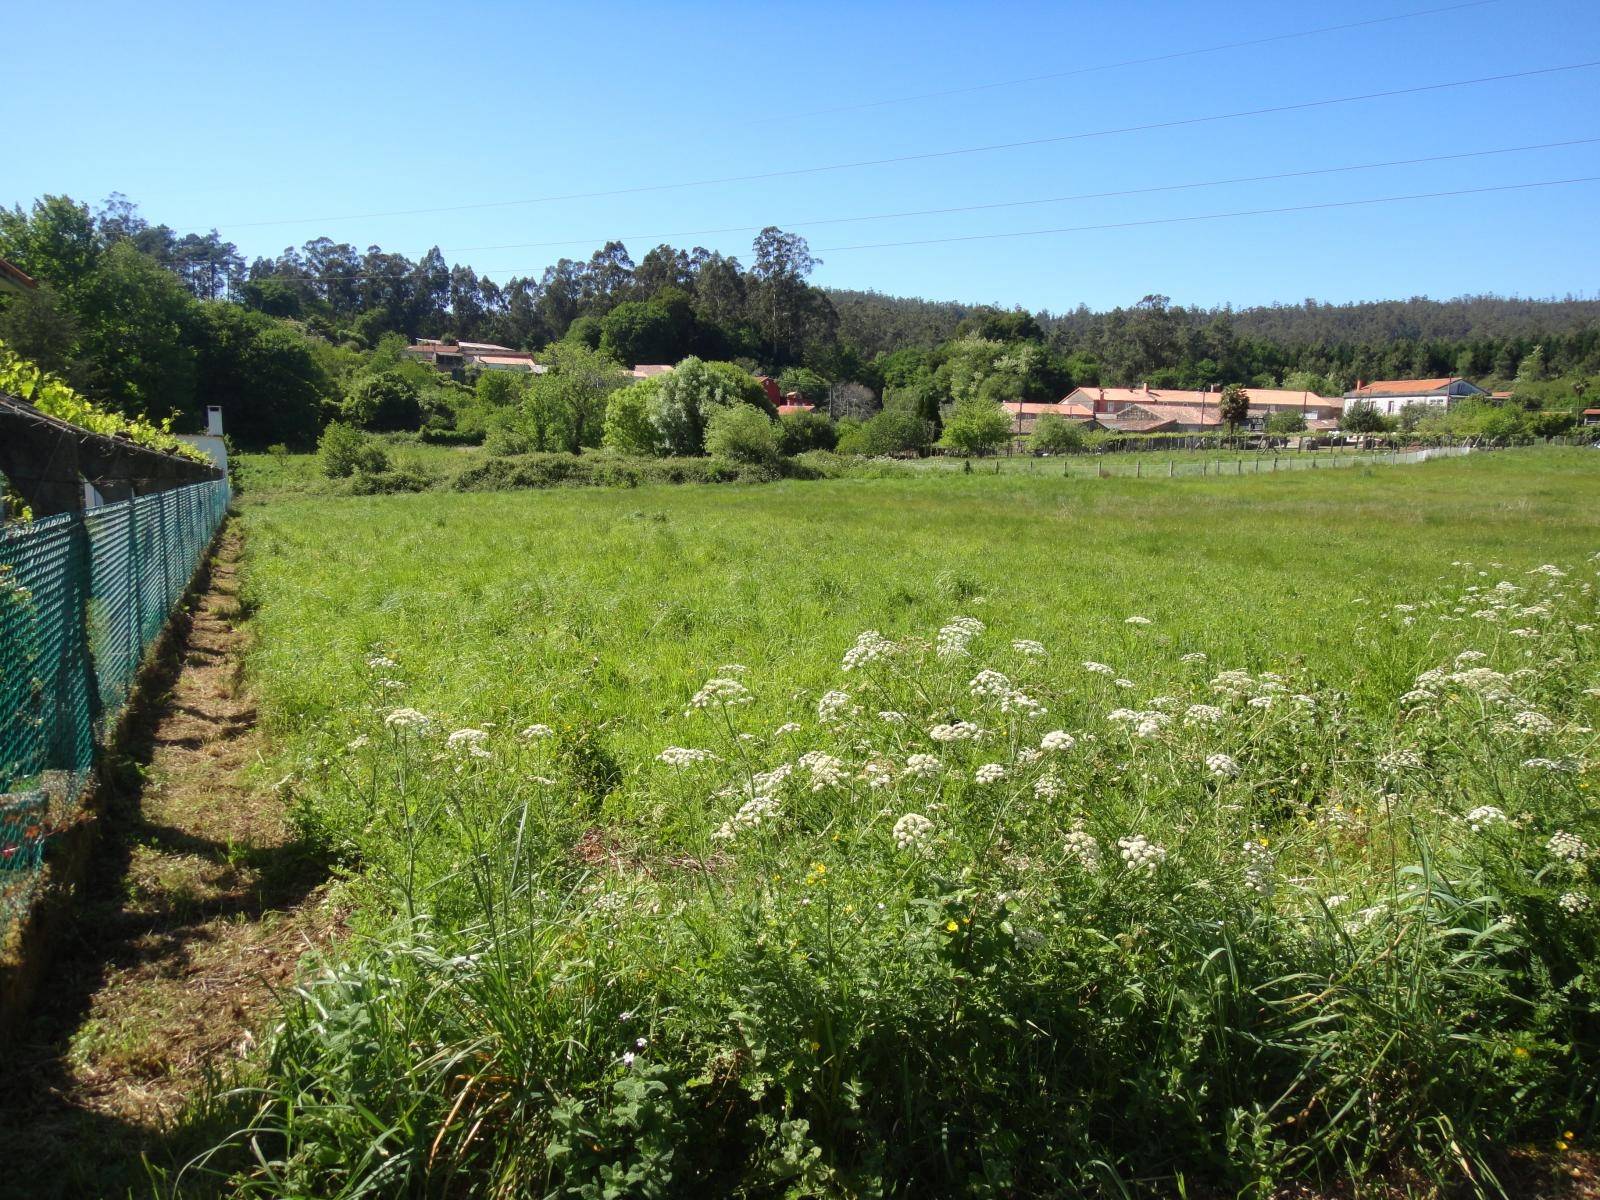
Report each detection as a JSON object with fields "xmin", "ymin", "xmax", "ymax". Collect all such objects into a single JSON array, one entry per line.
[{"xmin": 0, "ymin": 522, "xmax": 338, "ymax": 1198}]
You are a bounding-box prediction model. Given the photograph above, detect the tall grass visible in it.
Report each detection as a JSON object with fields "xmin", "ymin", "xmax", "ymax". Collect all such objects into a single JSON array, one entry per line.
[{"xmin": 170, "ymin": 451, "xmax": 1598, "ymax": 1196}]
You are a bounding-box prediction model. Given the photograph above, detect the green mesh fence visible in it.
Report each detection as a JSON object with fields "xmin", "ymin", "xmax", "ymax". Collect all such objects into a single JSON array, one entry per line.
[{"xmin": 1, "ymin": 478, "xmax": 229, "ymax": 926}]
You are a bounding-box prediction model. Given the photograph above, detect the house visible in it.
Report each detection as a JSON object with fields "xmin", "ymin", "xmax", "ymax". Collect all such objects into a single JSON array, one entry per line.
[
  {"xmin": 759, "ymin": 376, "xmax": 814, "ymax": 415},
  {"xmin": 1581, "ymin": 408, "xmax": 1600, "ymax": 427},
  {"xmin": 1001, "ymin": 399, "xmax": 1096, "ymax": 436},
  {"xmin": 1060, "ymin": 385, "xmax": 1342, "ymax": 433},
  {"xmin": 1342, "ymin": 377, "xmax": 1487, "ymax": 416},
  {"xmin": 403, "ymin": 340, "xmax": 543, "ymax": 373},
  {"xmin": 0, "ymin": 258, "xmax": 37, "ymax": 296}
]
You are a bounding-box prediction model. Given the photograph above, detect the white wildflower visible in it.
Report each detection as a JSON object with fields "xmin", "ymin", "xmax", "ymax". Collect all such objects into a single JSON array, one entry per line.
[
  {"xmin": 1184, "ymin": 704, "xmax": 1224, "ymax": 726},
  {"xmin": 904, "ymin": 753, "xmax": 941, "ymax": 779},
  {"xmin": 1033, "ymin": 773, "xmax": 1065, "ymax": 800},
  {"xmin": 1205, "ymin": 753, "xmax": 1239, "ymax": 780},
  {"xmin": 1548, "ymin": 831, "xmax": 1592, "ymax": 863},
  {"xmin": 1558, "ymin": 891, "xmax": 1591, "ymax": 915},
  {"xmin": 1465, "ymin": 805, "xmax": 1506, "ymax": 831},
  {"xmin": 798, "ymin": 750, "xmax": 849, "ymax": 791},
  {"xmin": 1064, "ymin": 827, "xmax": 1101, "ymax": 870},
  {"xmin": 936, "ymin": 616, "xmax": 985, "ymax": 658},
  {"xmin": 929, "ymin": 721, "xmax": 983, "ymax": 743},
  {"xmin": 817, "ymin": 690, "xmax": 856, "ymax": 724},
  {"xmin": 1117, "ymin": 834, "xmax": 1167, "ymax": 872},
  {"xmin": 841, "ymin": 630, "xmax": 898, "ymax": 671},
  {"xmin": 520, "ymin": 723, "xmax": 554, "ymax": 739},
  {"xmin": 691, "ymin": 677, "xmax": 753, "ymax": 709},
  {"xmin": 892, "ymin": 812, "xmax": 935, "ymax": 853},
  {"xmin": 1041, "ymin": 730, "xmax": 1075, "ymax": 752},
  {"xmin": 657, "ymin": 746, "xmax": 718, "ymax": 767},
  {"xmin": 974, "ymin": 763, "xmax": 1006, "ymax": 785},
  {"xmin": 1124, "ymin": 615, "xmax": 1152, "ymax": 626},
  {"xmin": 1011, "ymin": 638, "xmax": 1047, "ymax": 656},
  {"xmin": 1082, "ymin": 661, "xmax": 1115, "ymax": 676}
]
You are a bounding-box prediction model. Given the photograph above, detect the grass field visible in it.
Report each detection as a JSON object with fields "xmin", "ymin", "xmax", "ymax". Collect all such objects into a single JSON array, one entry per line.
[{"xmin": 177, "ymin": 449, "xmax": 1599, "ymax": 1196}]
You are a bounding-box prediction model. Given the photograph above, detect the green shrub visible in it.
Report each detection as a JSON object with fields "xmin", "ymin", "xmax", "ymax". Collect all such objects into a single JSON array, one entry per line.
[
  {"xmin": 778, "ymin": 411, "xmax": 838, "ymax": 454},
  {"xmin": 317, "ymin": 421, "xmax": 388, "ymax": 478},
  {"xmin": 705, "ymin": 405, "xmax": 780, "ymax": 466}
]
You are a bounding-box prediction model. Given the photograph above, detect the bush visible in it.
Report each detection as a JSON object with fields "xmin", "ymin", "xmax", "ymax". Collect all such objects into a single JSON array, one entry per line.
[
  {"xmin": 1265, "ymin": 409, "xmax": 1307, "ymax": 435},
  {"xmin": 343, "ymin": 370, "xmax": 423, "ymax": 432},
  {"xmin": 779, "ymin": 410, "xmax": 838, "ymax": 454},
  {"xmin": 345, "ymin": 466, "xmax": 434, "ymax": 495},
  {"xmin": 1028, "ymin": 412, "xmax": 1086, "ymax": 453},
  {"xmin": 705, "ymin": 405, "xmax": 780, "ymax": 466},
  {"xmin": 837, "ymin": 409, "xmax": 934, "ymax": 457},
  {"xmin": 317, "ymin": 422, "xmax": 389, "ymax": 478}
]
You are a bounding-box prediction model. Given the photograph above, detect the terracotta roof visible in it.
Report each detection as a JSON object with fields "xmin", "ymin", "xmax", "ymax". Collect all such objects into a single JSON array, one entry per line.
[
  {"xmin": 1065, "ymin": 386, "xmax": 1338, "ymax": 412},
  {"xmin": 1307, "ymin": 418, "xmax": 1342, "ymax": 431},
  {"xmin": 1004, "ymin": 400, "xmax": 1096, "ymax": 419},
  {"xmin": 1345, "ymin": 378, "xmax": 1466, "ymax": 398},
  {"xmin": 0, "ymin": 258, "xmax": 37, "ymax": 293},
  {"xmin": 476, "ymin": 355, "xmax": 545, "ymax": 371},
  {"xmin": 1098, "ymin": 416, "xmax": 1177, "ymax": 433},
  {"xmin": 777, "ymin": 403, "xmax": 816, "ymax": 415},
  {"xmin": 1584, "ymin": 408, "xmax": 1600, "ymax": 416}
]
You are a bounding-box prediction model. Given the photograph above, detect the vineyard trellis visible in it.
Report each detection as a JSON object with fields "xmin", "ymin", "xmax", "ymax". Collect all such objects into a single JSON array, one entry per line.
[{"xmin": 1, "ymin": 477, "xmax": 230, "ymax": 928}]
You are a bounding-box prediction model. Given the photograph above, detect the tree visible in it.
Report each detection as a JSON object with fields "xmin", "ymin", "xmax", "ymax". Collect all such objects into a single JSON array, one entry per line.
[
  {"xmin": 344, "ymin": 370, "xmax": 423, "ymax": 431},
  {"xmin": 837, "ymin": 409, "xmax": 933, "ymax": 456},
  {"xmin": 475, "ymin": 370, "xmax": 523, "ymax": 409},
  {"xmin": 777, "ymin": 366, "xmax": 829, "ymax": 404},
  {"xmin": 1340, "ymin": 400, "xmax": 1389, "ymax": 433},
  {"xmin": 938, "ymin": 397, "xmax": 1013, "ymax": 456},
  {"xmin": 778, "ymin": 411, "xmax": 838, "ymax": 454},
  {"xmin": 650, "ymin": 357, "xmax": 768, "ymax": 455},
  {"xmin": 194, "ymin": 303, "xmax": 329, "ymax": 448},
  {"xmin": 1264, "ymin": 409, "xmax": 1307, "ymax": 435},
  {"xmin": 602, "ymin": 378, "xmax": 664, "ymax": 455},
  {"xmin": 1218, "ymin": 383, "xmax": 1250, "ymax": 430},
  {"xmin": 599, "ymin": 301, "xmax": 676, "ymax": 366},
  {"xmin": 750, "ymin": 227, "xmax": 819, "ymax": 364},
  {"xmin": 525, "ymin": 341, "xmax": 629, "ymax": 453},
  {"xmin": 705, "ymin": 405, "xmax": 780, "ymax": 465},
  {"xmin": 1029, "ymin": 412, "xmax": 1085, "ymax": 453}
]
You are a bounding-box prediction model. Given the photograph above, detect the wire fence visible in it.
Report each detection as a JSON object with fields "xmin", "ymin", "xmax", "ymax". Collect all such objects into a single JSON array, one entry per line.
[
  {"xmin": 1, "ymin": 478, "xmax": 230, "ymax": 927},
  {"xmin": 921, "ymin": 443, "xmax": 1475, "ymax": 478}
]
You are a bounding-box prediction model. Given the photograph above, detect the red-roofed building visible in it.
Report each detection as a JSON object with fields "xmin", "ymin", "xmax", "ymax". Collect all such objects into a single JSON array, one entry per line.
[
  {"xmin": 0, "ymin": 258, "xmax": 37, "ymax": 296},
  {"xmin": 1001, "ymin": 399, "xmax": 1095, "ymax": 435},
  {"xmin": 1060, "ymin": 384, "xmax": 1341, "ymax": 432},
  {"xmin": 1582, "ymin": 407, "xmax": 1600, "ymax": 427},
  {"xmin": 1342, "ymin": 377, "xmax": 1486, "ymax": 415}
]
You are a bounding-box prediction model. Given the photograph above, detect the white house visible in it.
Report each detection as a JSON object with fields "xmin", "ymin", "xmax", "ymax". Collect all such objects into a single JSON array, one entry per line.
[{"xmin": 1342, "ymin": 378, "xmax": 1487, "ymax": 416}]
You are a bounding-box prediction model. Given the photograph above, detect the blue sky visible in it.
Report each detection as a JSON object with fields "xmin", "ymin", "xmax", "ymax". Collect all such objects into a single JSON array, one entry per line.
[{"xmin": 6, "ymin": 0, "xmax": 1598, "ymax": 312}]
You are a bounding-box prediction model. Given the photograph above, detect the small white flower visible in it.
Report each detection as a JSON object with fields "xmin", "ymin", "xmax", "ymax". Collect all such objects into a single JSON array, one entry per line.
[
  {"xmin": 774, "ymin": 722, "xmax": 803, "ymax": 736},
  {"xmin": 346, "ymin": 734, "xmax": 370, "ymax": 750},
  {"xmin": 936, "ymin": 616, "xmax": 985, "ymax": 658},
  {"xmin": 366, "ymin": 654, "xmax": 398, "ymax": 669},
  {"xmin": 1511, "ymin": 710, "xmax": 1555, "ymax": 735},
  {"xmin": 1558, "ymin": 891, "xmax": 1591, "ymax": 915},
  {"xmin": 904, "ymin": 753, "xmax": 941, "ymax": 779},
  {"xmin": 657, "ymin": 746, "xmax": 718, "ymax": 767},
  {"xmin": 1011, "ymin": 638, "xmax": 1047, "ymax": 656},
  {"xmin": 1064, "ymin": 827, "xmax": 1101, "ymax": 870},
  {"xmin": 1117, "ymin": 834, "xmax": 1167, "ymax": 872},
  {"xmin": 929, "ymin": 721, "xmax": 983, "ymax": 743},
  {"xmin": 691, "ymin": 678, "xmax": 753, "ymax": 709},
  {"xmin": 841, "ymin": 630, "xmax": 898, "ymax": 671},
  {"xmin": 1205, "ymin": 753, "xmax": 1239, "ymax": 780},
  {"xmin": 1465, "ymin": 805, "xmax": 1506, "ymax": 831},
  {"xmin": 519, "ymin": 723, "xmax": 554, "ymax": 739},
  {"xmin": 1184, "ymin": 704, "xmax": 1224, "ymax": 726},
  {"xmin": 622, "ymin": 1051, "xmax": 636, "ymax": 1067},
  {"xmin": 974, "ymin": 763, "xmax": 1006, "ymax": 784},
  {"xmin": 1179, "ymin": 651, "xmax": 1208, "ymax": 664},
  {"xmin": 1041, "ymin": 730, "xmax": 1076, "ymax": 752},
  {"xmin": 1082, "ymin": 661, "xmax": 1115, "ymax": 676},
  {"xmin": 817, "ymin": 690, "xmax": 856, "ymax": 723},
  {"xmin": 1124, "ymin": 615, "xmax": 1152, "ymax": 626},
  {"xmin": 384, "ymin": 707, "xmax": 431, "ymax": 729},
  {"xmin": 877, "ymin": 710, "xmax": 907, "ymax": 724},
  {"xmin": 1548, "ymin": 831, "xmax": 1593, "ymax": 863},
  {"xmin": 447, "ymin": 727, "xmax": 490, "ymax": 749},
  {"xmin": 1034, "ymin": 772, "xmax": 1065, "ymax": 800},
  {"xmin": 893, "ymin": 812, "xmax": 935, "ymax": 853},
  {"xmin": 799, "ymin": 750, "xmax": 849, "ymax": 791}
]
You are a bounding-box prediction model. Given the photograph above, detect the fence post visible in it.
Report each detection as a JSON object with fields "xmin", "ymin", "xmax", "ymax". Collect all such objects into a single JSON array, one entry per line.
[
  {"xmin": 1168, "ymin": 459, "xmax": 1174, "ymax": 477},
  {"xmin": 1136, "ymin": 459, "xmax": 1141, "ymax": 479}
]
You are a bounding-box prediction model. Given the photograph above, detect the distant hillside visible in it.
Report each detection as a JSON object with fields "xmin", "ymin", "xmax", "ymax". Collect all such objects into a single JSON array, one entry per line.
[{"xmin": 829, "ymin": 288, "xmax": 1600, "ymax": 360}]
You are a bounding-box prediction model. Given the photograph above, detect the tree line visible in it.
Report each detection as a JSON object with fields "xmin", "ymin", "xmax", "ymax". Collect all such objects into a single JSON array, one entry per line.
[{"xmin": 0, "ymin": 192, "xmax": 1595, "ymax": 451}]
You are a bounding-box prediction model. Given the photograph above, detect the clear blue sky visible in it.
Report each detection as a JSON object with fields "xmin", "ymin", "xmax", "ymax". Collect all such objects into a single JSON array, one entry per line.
[{"xmin": 6, "ymin": 0, "xmax": 1598, "ymax": 313}]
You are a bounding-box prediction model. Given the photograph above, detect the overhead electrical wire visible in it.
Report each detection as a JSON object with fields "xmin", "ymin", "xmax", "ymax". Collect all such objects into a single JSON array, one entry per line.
[
  {"xmin": 200, "ymin": 60, "xmax": 1600, "ymax": 232},
  {"xmin": 439, "ymin": 137, "xmax": 1600, "ymax": 253},
  {"xmin": 745, "ymin": 0, "xmax": 1507, "ymax": 123},
  {"xmin": 183, "ymin": 174, "xmax": 1600, "ymax": 284},
  {"xmin": 811, "ymin": 176, "xmax": 1600, "ymax": 252}
]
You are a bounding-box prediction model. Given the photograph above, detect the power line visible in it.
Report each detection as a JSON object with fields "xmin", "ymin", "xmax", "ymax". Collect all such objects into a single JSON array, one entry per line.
[
  {"xmin": 210, "ymin": 174, "xmax": 1599, "ymax": 284},
  {"xmin": 746, "ymin": 0, "xmax": 1507, "ymax": 124},
  {"xmin": 208, "ymin": 60, "xmax": 1600, "ymax": 232},
  {"xmin": 810, "ymin": 176, "xmax": 1600, "ymax": 252},
  {"xmin": 440, "ymin": 137, "xmax": 1600, "ymax": 253}
]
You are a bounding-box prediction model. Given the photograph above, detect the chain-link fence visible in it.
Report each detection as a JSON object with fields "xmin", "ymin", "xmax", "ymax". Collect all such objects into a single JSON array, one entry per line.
[{"xmin": 1, "ymin": 478, "xmax": 230, "ymax": 927}]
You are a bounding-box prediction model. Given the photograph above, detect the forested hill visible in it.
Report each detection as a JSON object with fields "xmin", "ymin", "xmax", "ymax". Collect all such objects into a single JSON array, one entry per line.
[{"xmin": 830, "ymin": 287, "xmax": 1600, "ymax": 358}]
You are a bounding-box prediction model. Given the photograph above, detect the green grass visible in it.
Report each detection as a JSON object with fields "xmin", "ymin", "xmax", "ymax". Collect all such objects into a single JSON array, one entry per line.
[{"xmin": 172, "ymin": 449, "xmax": 1600, "ymax": 1197}]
